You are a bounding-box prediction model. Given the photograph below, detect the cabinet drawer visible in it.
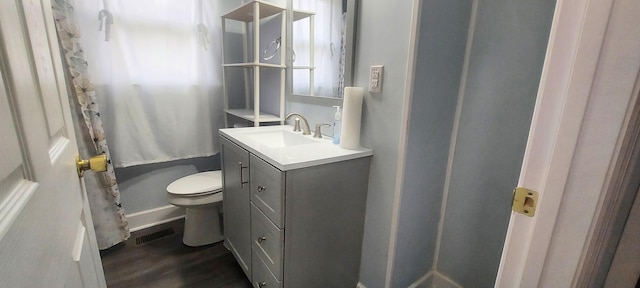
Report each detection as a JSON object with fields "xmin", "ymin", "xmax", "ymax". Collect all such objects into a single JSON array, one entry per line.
[
  {"xmin": 252, "ymin": 246, "xmax": 282, "ymax": 288},
  {"xmin": 250, "ymin": 154, "xmax": 285, "ymax": 228},
  {"xmin": 251, "ymin": 203, "xmax": 283, "ymax": 280}
]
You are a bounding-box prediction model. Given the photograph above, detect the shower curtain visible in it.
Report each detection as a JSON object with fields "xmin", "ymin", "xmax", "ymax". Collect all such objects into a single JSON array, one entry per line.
[
  {"xmin": 73, "ymin": 0, "xmax": 223, "ymax": 168},
  {"xmin": 52, "ymin": 0, "xmax": 129, "ymax": 249}
]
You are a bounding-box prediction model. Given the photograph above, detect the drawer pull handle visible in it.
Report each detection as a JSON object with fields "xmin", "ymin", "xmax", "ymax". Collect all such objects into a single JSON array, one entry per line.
[
  {"xmin": 258, "ymin": 282, "xmax": 267, "ymax": 288},
  {"xmin": 257, "ymin": 185, "xmax": 267, "ymax": 193},
  {"xmin": 258, "ymin": 236, "xmax": 266, "ymax": 243},
  {"xmin": 238, "ymin": 162, "xmax": 248, "ymax": 188}
]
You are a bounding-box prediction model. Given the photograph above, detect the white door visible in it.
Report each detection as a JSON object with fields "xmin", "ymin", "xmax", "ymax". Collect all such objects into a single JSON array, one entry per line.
[
  {"xmin": 0, "ymin": 0, "xmax": 106, "ymax": 287},
  {"xmin": 495, "ymin": 0, "xmax": 640, "ymax": 287}
]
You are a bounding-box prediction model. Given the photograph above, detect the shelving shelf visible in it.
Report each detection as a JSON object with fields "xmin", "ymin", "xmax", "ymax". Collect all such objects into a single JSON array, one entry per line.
[
  {"xmin": 221, "ymin": 0, "xmax": 286, "ymax": 128},
  {"xmin": 222, "ymin": 1, "xmax": 284, "ymax": 22},
  {"xmin": 222, "ymin": 63, "xmax": 285, "ymax": 68},
  {"xmin": 224, "ymin": 109, "xmax": 281, "ymax": 123},
  {"xmin": 293, "ymin": 9, "xmax": 314, "ymax": 21}
]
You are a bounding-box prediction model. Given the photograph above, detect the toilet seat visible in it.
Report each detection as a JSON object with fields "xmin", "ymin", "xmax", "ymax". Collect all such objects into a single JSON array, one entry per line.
[
  {"xmin": 167, "ymin": 171, "xmax": 222, "ymax": 197},
  {"xmin": 167, "ymin": 171, "xmax": 223, "ymax": 207}
]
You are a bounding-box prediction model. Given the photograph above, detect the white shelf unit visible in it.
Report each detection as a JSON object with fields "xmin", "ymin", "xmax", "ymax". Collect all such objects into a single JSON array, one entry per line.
[
  {"xmin": 221, "ymin": 1, "xmax": 286, "ymax": 127},
  {"xmin": 291, "ymin": 9, "xmax": 315, "ymax": 96}
]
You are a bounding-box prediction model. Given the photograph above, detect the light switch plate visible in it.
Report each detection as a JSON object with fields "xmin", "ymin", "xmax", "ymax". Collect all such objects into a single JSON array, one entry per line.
[{"xmin": 369, "ymin": 65, "xmax": 384, "ymax": 93}]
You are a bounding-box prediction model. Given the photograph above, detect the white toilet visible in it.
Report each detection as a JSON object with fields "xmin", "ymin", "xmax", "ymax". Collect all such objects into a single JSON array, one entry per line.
[{"xmin": 166, "ymin": 171, "xmax": 223, "ymax": 246}]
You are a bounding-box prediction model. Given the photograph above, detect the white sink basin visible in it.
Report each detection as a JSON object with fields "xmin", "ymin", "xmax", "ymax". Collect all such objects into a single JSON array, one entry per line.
[
  {"xmin": 220, "ymin": 125, "xmax": 372, "ymax": 170},
  {"xmin": 240, "ymin": 129, "xmax": 319, "ymax": 148}
]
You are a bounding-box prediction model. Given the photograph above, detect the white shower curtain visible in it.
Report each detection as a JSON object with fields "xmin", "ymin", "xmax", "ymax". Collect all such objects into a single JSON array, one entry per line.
[{"xmin": 75, "ymin": 0, "xmax": 223, "ymax": 167}]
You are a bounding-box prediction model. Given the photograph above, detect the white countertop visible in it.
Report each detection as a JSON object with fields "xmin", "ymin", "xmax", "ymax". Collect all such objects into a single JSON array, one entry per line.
[{"xmin": 219, "ymin": 125, "xmax": 372, "ymax": 170}]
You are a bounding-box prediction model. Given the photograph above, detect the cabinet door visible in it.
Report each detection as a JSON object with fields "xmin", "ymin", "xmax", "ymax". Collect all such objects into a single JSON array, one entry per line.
[
  {"xmin": 250, "ymin": 154, "xmax": 285, "ymax": 228},
  {"xmin": 221, "ymin": 136, "xmax": 251, "ymax": 278}
]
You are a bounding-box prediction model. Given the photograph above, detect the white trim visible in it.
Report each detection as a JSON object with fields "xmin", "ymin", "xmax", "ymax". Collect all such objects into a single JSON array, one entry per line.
[
  {"xmin": 408, "ymin": 270, "xmax": 433, "ymax": 288},
  {"xmin": 384, "ymin": 0, "xmax": 422, "ymax": 287},
  {"xmin": 539, "ymin": 0, "xmax": 640, "ymax": 284},
  {"xmin": 575, "ymin": 79, "xmax": 640, "ymax": 286},
  {"xmin": 126, "ymin": 205, "xmax": 185, "ymax": 232},
  {"xmin": 496, "ymin": 0, "xmax": 602, "ymax": 282},
  {"xmin": 432, "ymin": 0, "xmax": 478, "ymax": 270},
  {"xmin": 496, "ymin": 0, "xmax": 630, "ymax": 286},
  {"xmin": 431, "ymin": 271, "xmax": 463, "ymax": 288}
]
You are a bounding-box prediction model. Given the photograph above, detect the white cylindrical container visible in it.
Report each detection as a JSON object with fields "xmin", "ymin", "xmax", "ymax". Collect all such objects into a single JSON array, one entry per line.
[{"xmin": 340, "ymin": 87, "xmax": 364, "ymax": 149}]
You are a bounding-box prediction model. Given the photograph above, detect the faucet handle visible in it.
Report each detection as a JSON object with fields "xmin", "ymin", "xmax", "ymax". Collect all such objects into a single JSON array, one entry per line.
[
  {"xmin": 314, "ymin": 123, "xmax": 331, "ymax": 138},
  {"xmin": 285, "ymin": 113, "xmax": 311, "ymax": 135},
  {"xmin": 292, "ymin": 117, "xmax": 301, "ymax": 132}
]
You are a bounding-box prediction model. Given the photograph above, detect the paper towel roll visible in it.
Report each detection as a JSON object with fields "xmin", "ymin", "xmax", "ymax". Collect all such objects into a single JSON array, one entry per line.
[{"xmin": 340, "ymin": 87, "xmax": 364, "ymax": 150}]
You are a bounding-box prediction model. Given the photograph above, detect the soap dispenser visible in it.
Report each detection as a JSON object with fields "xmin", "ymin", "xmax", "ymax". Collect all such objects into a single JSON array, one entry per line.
[{"xmin": 332, "ymin": 105, "xmax": 342, "ymax": 145}]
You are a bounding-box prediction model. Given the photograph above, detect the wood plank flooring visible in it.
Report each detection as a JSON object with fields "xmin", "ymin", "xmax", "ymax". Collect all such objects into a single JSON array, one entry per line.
[{"xmin": 100, "ymin": 219, "xmax": 252, "ymax": 288}]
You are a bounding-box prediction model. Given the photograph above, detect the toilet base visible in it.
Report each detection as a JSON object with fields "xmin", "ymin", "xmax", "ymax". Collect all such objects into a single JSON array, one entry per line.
[{"xmin": 183, "ymin": 205, "xmax": 223, "ymax": 246}]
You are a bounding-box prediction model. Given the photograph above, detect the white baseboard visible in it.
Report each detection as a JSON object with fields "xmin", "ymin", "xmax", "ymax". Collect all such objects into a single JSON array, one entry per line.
[
  {"xmin": 409, "ymin": 270, "xmax": 434, "ymax": 288},
  {"xmin": 431, "ymin": 271, "xmax": 463, "ymax": 288},
  {"xmin": 356, "ymin": 282, "xmax": 367, "ymax": 288},
  {"xmin": 127, "ymin": 205, "xmax": 185, "ymax": 232}
]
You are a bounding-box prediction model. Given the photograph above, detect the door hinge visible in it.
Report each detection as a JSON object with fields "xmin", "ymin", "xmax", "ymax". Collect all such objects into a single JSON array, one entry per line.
[{"xmin": 512, "ymin": 187, "xmax": 538, "ymax": 217}]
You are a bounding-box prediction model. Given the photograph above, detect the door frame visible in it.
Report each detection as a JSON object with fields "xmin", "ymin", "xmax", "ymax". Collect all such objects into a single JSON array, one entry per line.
[
  {"xmin": 495, "ymin": 0, "xmax": 640, "ymax": 286},
  {"xmin": 575, "ymin": 70, "xmax": 640, "ymax": 285}
]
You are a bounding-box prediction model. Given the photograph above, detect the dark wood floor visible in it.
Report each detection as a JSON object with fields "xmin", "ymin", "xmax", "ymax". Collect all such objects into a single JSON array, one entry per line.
[{"xmin": 100, "ymin": 219, "xmax": 252, "ymax": 288}]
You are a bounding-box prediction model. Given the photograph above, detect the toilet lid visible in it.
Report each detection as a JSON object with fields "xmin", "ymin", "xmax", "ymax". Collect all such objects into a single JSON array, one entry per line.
[{"xmin": 166, "ymin": 171, "xmax": 222, "ymax": 196}]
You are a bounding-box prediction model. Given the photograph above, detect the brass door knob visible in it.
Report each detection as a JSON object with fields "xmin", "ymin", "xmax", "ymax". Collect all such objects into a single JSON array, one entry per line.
[{"xmin": 76, "ymin": 154, "xmax": 107, "ymax": 177}]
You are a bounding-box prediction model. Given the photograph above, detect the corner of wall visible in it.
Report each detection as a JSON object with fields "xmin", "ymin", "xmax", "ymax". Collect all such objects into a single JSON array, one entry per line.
[
  {"xmin": 430, "ymin": 271, "xmax": 464, "ymax": 288},
  {"xmin": 408, "ymin": 270, "xmax": 434, "ymax": 288}
]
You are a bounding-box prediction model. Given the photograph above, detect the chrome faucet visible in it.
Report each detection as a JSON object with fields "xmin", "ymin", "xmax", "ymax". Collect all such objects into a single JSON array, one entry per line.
[{"xmin": 285, "ymin": 113, "xmax": 311, "ymax": 135}]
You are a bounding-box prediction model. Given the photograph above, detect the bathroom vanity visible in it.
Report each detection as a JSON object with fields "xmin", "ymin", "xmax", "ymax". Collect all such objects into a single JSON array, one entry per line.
[{"xmin": 219, "ymin": 125, "xmax": 372, "ymax": 287}]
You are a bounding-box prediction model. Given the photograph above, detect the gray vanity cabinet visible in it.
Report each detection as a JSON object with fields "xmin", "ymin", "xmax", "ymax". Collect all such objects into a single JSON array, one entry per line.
[
  {"xmin": 221, "ymin": 134, "xmax": 371, "ymax": 288},
  {"xmin": 220, "ymin": 137, "xmax": 252, "ymax": 278}
]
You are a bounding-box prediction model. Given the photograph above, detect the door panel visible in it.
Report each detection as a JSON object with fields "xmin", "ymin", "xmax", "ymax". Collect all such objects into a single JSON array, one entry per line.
[
  {"xmin": 221, "ymin": 136, "xmax": 252, "ymax": 279},
  {"xmin": 0, "ymin": 77, "xmax": 32, "ymax": 221},
  {"xmin": 22, "ymin": 0, "xmax": 66, "ymax": 139},
  {"xmin": 0, "ymin": 0, "xmax": 105, "ymax": 287}
]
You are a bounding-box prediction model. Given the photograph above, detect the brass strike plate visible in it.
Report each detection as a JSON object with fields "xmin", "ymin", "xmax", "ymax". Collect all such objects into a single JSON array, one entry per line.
[{"xmin": 512, "ymin": 187, "xmax": 538, "ymax": 217}]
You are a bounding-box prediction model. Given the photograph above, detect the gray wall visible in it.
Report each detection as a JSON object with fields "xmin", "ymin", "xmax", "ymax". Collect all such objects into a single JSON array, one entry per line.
[
  {"xmin": 269, "ymin": 0, "xmax": 555, "ymax": 287},
  {"xmin": 116, "ymin": 155, "xmax": 220, "ymax": 214},
  {"xmin": 435, "ymin": 0, "xmax": 555, "ymax": 287},
  {"xmin": 309, "ymin": 0, "xmax": 553, "ymax": 286},
  {"xmin": 286, "ymin": 1, "xmax": 416, "ymax": 286},
  {"xmin": 390, "ymin": 0, "xmax": 472, "ymax": 287},
  {"xmin": 352, "ymin": 1, "xmax": 416, "ymax": 286}
]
